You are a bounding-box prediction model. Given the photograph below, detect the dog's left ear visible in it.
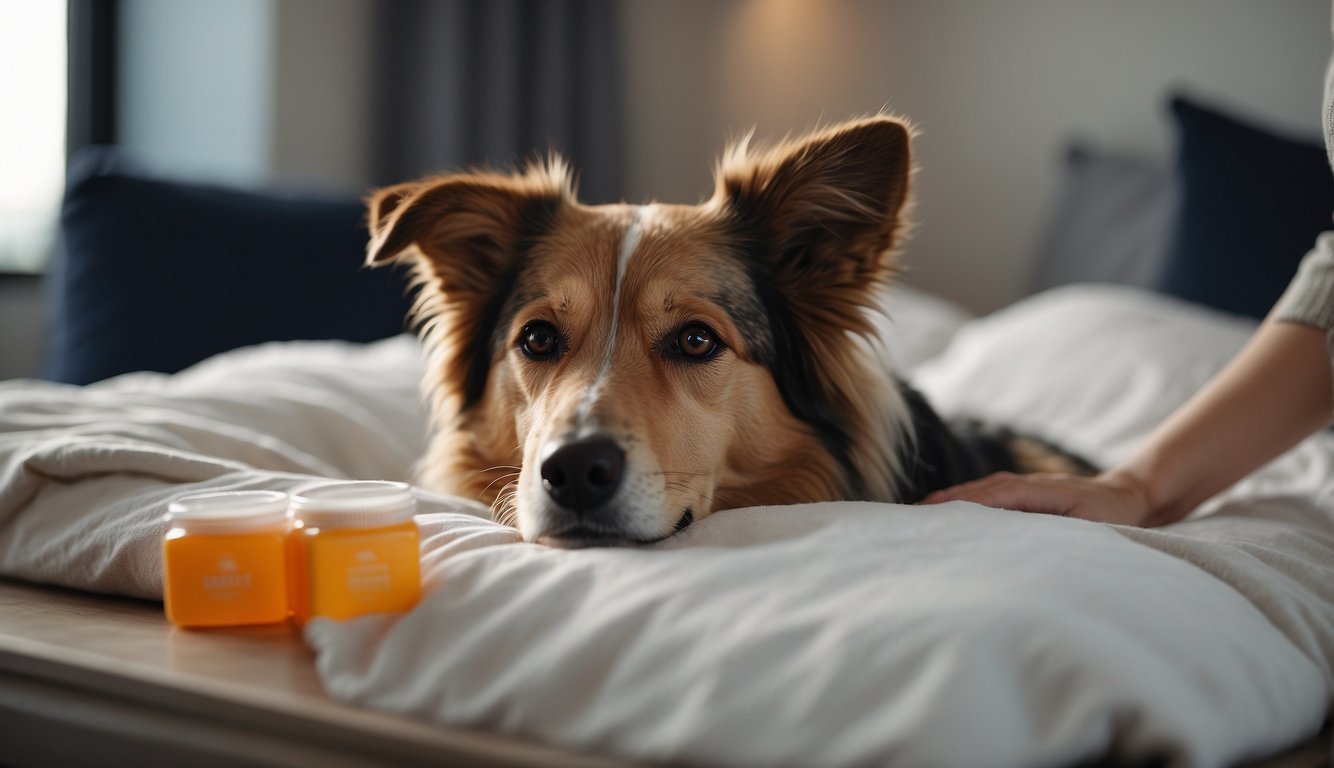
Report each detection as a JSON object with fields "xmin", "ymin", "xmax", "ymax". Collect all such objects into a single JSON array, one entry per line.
[{"xmin": 712, "ymin": 117, "xmax": 912, "ymax": 321}]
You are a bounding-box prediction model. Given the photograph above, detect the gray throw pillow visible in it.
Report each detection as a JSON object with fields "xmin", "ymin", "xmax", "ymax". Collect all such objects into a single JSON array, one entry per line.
[{"xmin": 1030, "ymin": 143, "xmax": 1177, "ymax": 293}]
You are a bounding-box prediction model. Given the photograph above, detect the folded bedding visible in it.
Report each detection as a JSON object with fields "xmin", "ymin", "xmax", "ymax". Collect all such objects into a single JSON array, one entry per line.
[
  {"xmin": 0, "ymin": 285, "xmax": 1330, "ymax": 767},
  {"xmin": 0, "ymin": 336, "xmax": 433, "ymax": 597}
]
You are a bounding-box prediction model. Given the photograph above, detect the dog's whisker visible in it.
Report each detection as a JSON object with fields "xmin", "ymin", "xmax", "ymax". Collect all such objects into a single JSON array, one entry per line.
[
  {"xmin": 473, "ymin": 464, "xmax": 521, "ymax": 476},
  {"xmin": 490, "ymin": 480, "xmax": 521, "ymax": 529},
  {"xmin": 665, "ymin": 482, "xmax": 700, "ymax": 495},
  {"xmin": 689, "ymin": 489, "xmax": 719, "ymax": 507},
  {"xmin": 713, "ymin": 486, "xmax": 763, "ymax": 508},
  {"xmin": 480, "ymin": 472, "xmax": 522, "ymax": 497}
]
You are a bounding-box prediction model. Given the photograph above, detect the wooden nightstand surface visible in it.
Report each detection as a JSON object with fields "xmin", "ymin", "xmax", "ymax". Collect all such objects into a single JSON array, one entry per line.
[{"xmin": 0, "ymin": 579, "xmax": 632, "ymax": 767}]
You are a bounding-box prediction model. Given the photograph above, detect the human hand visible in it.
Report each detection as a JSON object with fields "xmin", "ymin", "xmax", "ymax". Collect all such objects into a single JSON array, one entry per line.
[{"xmin": 919, "ymin": 470, "xmax": 1160, "ymax": 527}]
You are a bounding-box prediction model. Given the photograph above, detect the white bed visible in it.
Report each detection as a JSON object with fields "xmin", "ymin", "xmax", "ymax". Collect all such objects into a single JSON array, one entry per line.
[{"xmin": 1, "ymin": 284, "xmax": 1330, "ymax": 767}]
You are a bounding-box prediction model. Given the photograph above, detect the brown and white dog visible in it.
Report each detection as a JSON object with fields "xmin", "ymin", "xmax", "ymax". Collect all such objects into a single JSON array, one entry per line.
[{"xmin": 365, "ymin": 117, "xmax": 1092, "ymax": 547}]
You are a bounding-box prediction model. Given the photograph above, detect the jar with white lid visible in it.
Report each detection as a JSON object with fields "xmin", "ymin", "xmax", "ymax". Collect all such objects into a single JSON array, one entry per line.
[
  {"xmin": 287, "ymin": 480, "xmax": 421, "ymax": 622},
  {"xmin": 162, "ymin": 490, "xmax": 290, "ymax": 628}
]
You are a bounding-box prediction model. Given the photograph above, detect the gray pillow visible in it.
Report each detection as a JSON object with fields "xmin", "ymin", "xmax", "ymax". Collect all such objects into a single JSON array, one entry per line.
[{"xmin": 1031, "ymin": 143, "xmax": 1177, "ymax": 292}]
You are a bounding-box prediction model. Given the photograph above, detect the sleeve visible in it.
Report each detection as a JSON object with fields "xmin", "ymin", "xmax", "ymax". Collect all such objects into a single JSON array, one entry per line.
[
  {"xmin": 1272, "ymin": 237, "xmax": 1334, "ymax": 420},
  {"xmin": 1282, "ymin": 18, "xmax": 1334, "ymax": 336},
  {"xmin": 1273, "ymin": 233, "xmax": 1334, "ymax": 333},
  {"xmin": 1270, "ymin": 16, "xmax": 1334, "ymax": 414}
]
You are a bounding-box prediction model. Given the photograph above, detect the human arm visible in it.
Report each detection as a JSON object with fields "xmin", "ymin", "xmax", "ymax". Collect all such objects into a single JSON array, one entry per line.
[{"xmin": 921, "ymin": 317, "xmax": 1333, "ymax": 526}]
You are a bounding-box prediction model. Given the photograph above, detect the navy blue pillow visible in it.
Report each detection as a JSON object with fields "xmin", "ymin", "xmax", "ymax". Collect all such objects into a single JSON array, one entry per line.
[
  {"xmin": 47, "ymin": 149, "xmax": 415, "ymax": 384},
  {"xmin": 1160, "ymin": 94, "xmax": 1334, "ymax": 319}
]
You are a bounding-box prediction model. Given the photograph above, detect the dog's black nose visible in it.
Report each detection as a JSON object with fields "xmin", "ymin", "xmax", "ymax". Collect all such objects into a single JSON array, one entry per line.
[{"xmin": 540, "ymin": 437, "xmax": 625, "ymax": 512}]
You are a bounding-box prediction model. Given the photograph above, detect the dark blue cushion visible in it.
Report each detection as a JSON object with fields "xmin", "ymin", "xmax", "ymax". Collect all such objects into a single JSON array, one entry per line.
[
  {"xmin": 47, "ymin": 148, "xmax": 415, "ymax": 384},
  {"xmin": 1160, "ymin": 94, "xmax": 1334, "ymax": 319}
]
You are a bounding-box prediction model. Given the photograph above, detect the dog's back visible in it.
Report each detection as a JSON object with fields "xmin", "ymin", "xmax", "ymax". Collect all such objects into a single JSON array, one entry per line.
[{"xmin": 896, "ymin": 382, "xmax": 1097, "ymax": 503}]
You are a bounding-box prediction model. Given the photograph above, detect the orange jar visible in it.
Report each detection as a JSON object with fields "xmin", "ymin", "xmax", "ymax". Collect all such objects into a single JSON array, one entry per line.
[
  {"xmin": 287, "ymin": 481, "xmax": 421, "ymax": 623},
  {"xmin": 162, "ymin": 490, "xmax": 290, "ymax": 628}
]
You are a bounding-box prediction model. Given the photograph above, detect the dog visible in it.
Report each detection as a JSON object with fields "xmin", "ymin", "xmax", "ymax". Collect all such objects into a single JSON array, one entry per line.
[{"xmin": 365, "ymin": 117, "xmax": 1094, "ymax": 548}]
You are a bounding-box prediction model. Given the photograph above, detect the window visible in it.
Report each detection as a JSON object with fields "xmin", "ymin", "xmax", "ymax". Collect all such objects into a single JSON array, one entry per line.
[{"xmin": 0, "ymin": 1, "xmax": 67, "ymax": 273}]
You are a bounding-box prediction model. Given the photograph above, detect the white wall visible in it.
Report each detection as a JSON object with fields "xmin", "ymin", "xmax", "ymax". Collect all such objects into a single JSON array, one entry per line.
[
  {"xmin": 118, "ymin": 0, "xmax": 276, "ymax": 185},
  {"xmin": 622, "ymin": 0, "xmax": 1331, "ymax": 312},
  {"xmin": 117, "ymin": 0, "xmax": 371, "ymax": 192}
]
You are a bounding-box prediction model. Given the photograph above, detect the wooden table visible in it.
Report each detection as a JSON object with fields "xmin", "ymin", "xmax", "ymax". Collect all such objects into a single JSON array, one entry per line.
[
  {"xmin": 0, "ymin": 579, "xmax": 631, "ymax": 767},
  {"xmin": 1, "ymin": 579, "xmax": 1327, "ymax": 768}
]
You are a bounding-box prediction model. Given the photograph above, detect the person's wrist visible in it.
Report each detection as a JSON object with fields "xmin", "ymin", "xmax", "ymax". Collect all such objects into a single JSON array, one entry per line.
[{"xmin": 1096, "ymin": 469, "xmax": 1158, "ymax": 526}]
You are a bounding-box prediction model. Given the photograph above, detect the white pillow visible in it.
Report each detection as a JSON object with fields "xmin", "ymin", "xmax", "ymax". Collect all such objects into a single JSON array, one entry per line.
[
  {"xmin": 872, "ymin": 283, "xmax": 974, "ymax": 371},
  {"xmin": 912, "ymin": 283, "xmax": 1257, "ymax": 466}
]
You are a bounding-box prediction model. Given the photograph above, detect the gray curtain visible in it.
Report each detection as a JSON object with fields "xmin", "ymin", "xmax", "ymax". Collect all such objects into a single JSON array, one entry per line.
[{"xmin": 372, "ymin": 0, "xmax": 624, "ymax": 203}]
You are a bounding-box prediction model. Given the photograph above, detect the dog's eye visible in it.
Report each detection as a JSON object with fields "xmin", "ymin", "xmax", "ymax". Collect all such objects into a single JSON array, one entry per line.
[
  {"xmin": 520, "ymin": 322, "xmax": 560, "ymax": 360},
  {"xmin": 672, "ymin": 324, "xmax": 719, "ymax": 360}
]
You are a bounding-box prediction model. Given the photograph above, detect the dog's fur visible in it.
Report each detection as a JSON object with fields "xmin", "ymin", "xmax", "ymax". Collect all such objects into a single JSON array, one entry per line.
[{"xmin": 366, "ymin": 117, "xmax": 1094, "ymax": 547}]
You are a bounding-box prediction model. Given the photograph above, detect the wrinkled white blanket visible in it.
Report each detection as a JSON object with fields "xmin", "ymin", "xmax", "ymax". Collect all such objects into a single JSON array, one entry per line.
[{"xmin": 0, "ymin": 285, "xmax": 1330, "ymax": 767}]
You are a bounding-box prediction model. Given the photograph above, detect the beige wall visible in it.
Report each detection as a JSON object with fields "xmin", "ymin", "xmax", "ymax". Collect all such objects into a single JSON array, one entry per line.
[
  {"xmin": 271, "ymin": 0, "xmax": 373, "ymax": 192},
  {"xmin": 622, "ymin": 0, "xmax": 1330, "ymax": 312}
]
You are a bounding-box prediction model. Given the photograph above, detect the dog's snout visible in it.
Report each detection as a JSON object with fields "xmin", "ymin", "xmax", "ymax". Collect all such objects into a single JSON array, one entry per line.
[{"xmin": 540, "ymin": 437, "xmax": 625, "ymax": 512}]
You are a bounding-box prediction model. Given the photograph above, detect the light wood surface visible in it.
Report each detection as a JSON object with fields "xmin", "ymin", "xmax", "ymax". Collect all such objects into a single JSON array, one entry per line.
[
  {"xmin": 0, "ymin": 578, "xmax": 1326, "ymax": 767},
  {"xmin": 0, "ymin": 579, "xmax": 634, "ymax": 767}
]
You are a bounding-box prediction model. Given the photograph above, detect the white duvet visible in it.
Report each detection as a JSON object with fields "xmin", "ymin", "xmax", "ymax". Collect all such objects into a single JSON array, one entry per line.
[{"xmin": 0, "ymin": 285, "xmax": 1330, "ymax": 767}]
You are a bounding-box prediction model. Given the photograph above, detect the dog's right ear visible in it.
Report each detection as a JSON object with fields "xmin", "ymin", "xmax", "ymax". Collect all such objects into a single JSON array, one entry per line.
[
  {"xmin": 364, "ymin": 164, "xmax": 571, "ymax": 297},
  {"xmin": 366, "ymin": 182, "xmax": 420, "ymax": 244},
  {"xmin": 364, "ymin": 164, "xmax": 572, "ymax": 415}
]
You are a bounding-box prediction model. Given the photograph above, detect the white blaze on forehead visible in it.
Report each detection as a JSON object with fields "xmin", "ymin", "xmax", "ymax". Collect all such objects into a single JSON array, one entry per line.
[{"xmin": 574, "ymin": 205, "xmax": 652, "ymax": 427}]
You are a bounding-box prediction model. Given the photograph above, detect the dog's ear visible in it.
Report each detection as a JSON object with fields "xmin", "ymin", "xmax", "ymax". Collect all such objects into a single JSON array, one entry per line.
[
  {"xmin": 364, "ymin": 165, "xmax": 569, "ymax": 296},
  {"xmin": 366, "ymin": 181, "xmax": 421, "ymax": 242},
  {"xmin": 364, "ymin": 164, "xmax": 571, "ymax": 413},
  {"xmin": 712, "ymin": 117, "xmax": 913, "ymax": 325}
]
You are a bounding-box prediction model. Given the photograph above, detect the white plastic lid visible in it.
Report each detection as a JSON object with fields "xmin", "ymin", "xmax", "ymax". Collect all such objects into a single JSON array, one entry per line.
[
  {"xmin": 289, "ymin": 480, "xmax": 416, "ymax": 530},
  {"xmin": 165, "ymin": 490, "xmax": 290, "ymax": 534}
]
